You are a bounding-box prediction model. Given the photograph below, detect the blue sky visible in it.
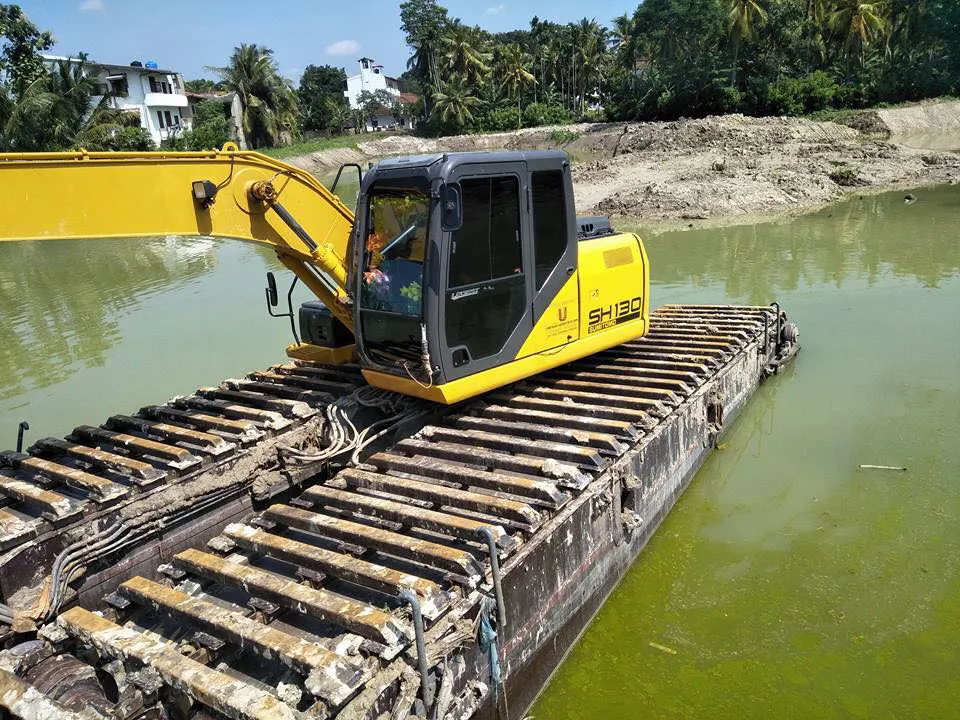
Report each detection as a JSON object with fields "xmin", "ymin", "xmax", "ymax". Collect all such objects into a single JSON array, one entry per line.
[{"xmin": 18, "ymin": 0, "xmax": 635, "ymax": 82}]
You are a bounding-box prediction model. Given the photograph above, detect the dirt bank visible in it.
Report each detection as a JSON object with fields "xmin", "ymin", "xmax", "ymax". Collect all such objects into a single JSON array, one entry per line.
[{"xmin": 287, "ymin": 110, "xmax": 960, "ymax": 230}]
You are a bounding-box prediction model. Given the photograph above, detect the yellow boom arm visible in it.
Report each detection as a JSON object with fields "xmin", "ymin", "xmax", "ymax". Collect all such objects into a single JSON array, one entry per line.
[{"xmin": 0, "ymin": 144, "xmax": 356, "ymax": 330}]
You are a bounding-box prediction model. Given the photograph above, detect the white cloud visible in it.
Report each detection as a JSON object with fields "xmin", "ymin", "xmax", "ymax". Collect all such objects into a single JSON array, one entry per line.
[
  {"xmin": 325, "ymin": 40, "xmax": 360, "ymax": 56},
  {"xmin": 484, "ymin": 4, "xmax": 506, "ymax": 15},
  {"xmin": 79, "ymin": 0, "xmax": 105, "ymax": 10}
]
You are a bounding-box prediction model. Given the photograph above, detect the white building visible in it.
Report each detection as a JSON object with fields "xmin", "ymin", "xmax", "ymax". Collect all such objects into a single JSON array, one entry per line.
[
  {"xmin": 43, "ymin": 55, "xmax": 191, "ymax": 145},
  {"xmin": 343, "ymin": 57, "xmax": 417, "ymax": 132}
]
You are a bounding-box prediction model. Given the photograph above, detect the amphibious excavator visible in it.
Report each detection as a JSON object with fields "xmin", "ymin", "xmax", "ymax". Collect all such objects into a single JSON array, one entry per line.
[
  {"xmin": 0, "ymin": 144, "xmax": 648, "ymax": 403},
  {"xmin": 0, "ymin": 144, "xmax": 799, "ymax": 720}
]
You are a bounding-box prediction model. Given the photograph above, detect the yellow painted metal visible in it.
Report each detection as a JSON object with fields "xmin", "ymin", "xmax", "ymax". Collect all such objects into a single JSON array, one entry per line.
[
  {"xmin": 516, "ymin": 272, "xmax": 582, "ymax": 358},
  {"xmin": 363, "ymin": 232, "xmax": 650, "ymax": 404},
  {"xmin": 0, "ymin": 146, "xmax": 652, "ymax": 403},
  {"xmin": 285, "ymin": 342, "xmax": 356, "ymax": 365},
  {"xmin": 362, "ymin": 315, "xmax": 649, "ymax": 403},
  {"xmin": 0, "ymin": 145, "xmax": 355, "ymax": 330}
]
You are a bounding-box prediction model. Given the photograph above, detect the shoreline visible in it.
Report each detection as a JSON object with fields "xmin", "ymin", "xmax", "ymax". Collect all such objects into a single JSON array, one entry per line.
[
  {"xmin": 286, "ymin": 101, "xmax": 960, "ymax": 231},
  {"xmin": 619, "ymin": 177, "xmax": 953, "ymax": 237}
]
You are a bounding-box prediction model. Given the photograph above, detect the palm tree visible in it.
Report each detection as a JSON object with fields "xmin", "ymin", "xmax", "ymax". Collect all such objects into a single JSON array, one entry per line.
[
  {"xmin": 574, "ymin": 19, "xmax": 608, "ymax": 114},
  {"xmin": 829, "ymin": 0, "xmax": 888, "ymax": 54},
  {"xmin": 727, "ymin": 0, "xmax": 769, "ymax": 86},
  {"xmin": 2, "ymin": 59, "xmax": 128, "ymax": 151},
  {"xmin": 442, "ymin": 23, "xmax": 491, "ymax": 87},
  {"xmin": 213, "ymin": 44, "xmax": 298, "ymax": 149},
  {"xmin": 610, "ymin": 13, "xmax": 634, "ymax": 52},
  {"xmin": 325, "ymin": 98, "xmax": 351, "ymax": 136},
  {"xmin": 431, "ymin": 75, "xmax": 484, "ymax": 130},
  {"xmin": 407, "ymin": 22, "xmax": 446, "ymax": 115},
  {"xmin": 498, "ymin": 45, "xmax": 536, "ymax": 128},
  {"xmin": 805, "ymin": 0, "xmax": 830, "ymax": 24}
]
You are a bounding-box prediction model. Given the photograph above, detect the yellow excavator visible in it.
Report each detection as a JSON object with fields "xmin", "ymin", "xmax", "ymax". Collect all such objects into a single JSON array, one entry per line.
[{"xmin": 0, "ymin": 143, "xmax": 649, "ymax": 403}]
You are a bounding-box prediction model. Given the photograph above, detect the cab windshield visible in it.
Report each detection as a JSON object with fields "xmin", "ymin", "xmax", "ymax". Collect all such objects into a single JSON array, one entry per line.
[
  {"xmin": 358, "ymin": 183, "xmax": 430, "ymax": 370},
  {"xmin": 360, "ymin": 187, "xmax": 429, "ymax": 316}
]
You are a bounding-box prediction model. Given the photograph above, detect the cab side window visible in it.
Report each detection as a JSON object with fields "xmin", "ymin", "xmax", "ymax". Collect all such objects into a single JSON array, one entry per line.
[
  {"xmin": 448, "ymin": 176, "xmax": 522, "ymax": 287},
  {"xmin": 445, "ymin": 175, "xmax": 526, "ymax": 362},
  {"xmin": 531, "ymin": 170, "xmax": 567, "ymax": 289}
]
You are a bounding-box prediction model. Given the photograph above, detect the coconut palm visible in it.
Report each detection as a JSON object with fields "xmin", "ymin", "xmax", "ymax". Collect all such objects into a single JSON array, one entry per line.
[
  {"xmin": 2, "ymin": 59, "xmax": 128, "ymax": 151},
  {"xmin": 727, "ymin": 0, "xmax": 769, "ymax": 86},
  {"xmin": 442, "ymin": 23, "xmax": 491, "ymax": 86},
  {"xmin": 805, "ymin": 0, "xmax": 830, "ymax": 24},
  {"xmin": 610, "ymin": 13, "xmax": 634, "ymax": 52},
  {"xmin": 431, "ymin": 75, "xmax": 484, "ymax": 129},
  {"xmin": 497, "ymin": 45, "xmax": 536, "ymax": 128},
  {"xmin": 574, "ymin": 19, "xmax": 608, "ymax": 114},
  {"xmin": 213, "ymin": 44, "xmax": 298, "ymax": 149},
  {"xmin": 829, "ymin": 0, "xmax": 888, "ymax": 53},
  {"xmin": 729, "ymin": 0, "xmax": 769, "ymax": 41}
]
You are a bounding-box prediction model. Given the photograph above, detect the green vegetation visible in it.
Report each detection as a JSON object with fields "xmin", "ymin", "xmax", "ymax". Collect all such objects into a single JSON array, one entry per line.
[
  {"xmin": 400, "ymin": 0, "xmax": 607, "ymax": 134},
  {"xmin": 298, "ymin": 64, "xmax": 348, "ymax": 135},
  {"xmin": 549, "ymin": 129, "xmax": 582, "ymax": 144},
  {"xmin": 259, "ymin": 133, "xmax": 383, "ymax": 160},
  {"xmin": 5, "ymin": 0, "xmax": 960, "ymax": 154},
  {"xmin": 1, "ymin": 5, "xmax": 154, "ymax": 151},
  {"xmin": 162, "ymin": 99, "xmax": 231, "ymax": 151},
  {"xmin": 210, "ymin": 44, "xmax": 298, "ymax": 149},
  {"xmin": 399, "ymin": 0, "xmax": 959, "ymax": 135},
  {"xmin": 606, "ymin": 0, "xmax": 960, "ymax": 120}
]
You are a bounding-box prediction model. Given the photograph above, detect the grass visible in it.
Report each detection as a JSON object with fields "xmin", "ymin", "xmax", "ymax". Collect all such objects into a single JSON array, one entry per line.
[
  {"xmin": 549, "ymin": 129, "xmax": 582, "ymax": 144},
  {"xmin": 806, "ymin": 107, "xmax": 862, "ymax": 124},
  {"xmin": 261, "ymin": 130, "xmax": 405, "ymax": 160},
  {"xmin": 806, "ymin": 95, "xmax": 960, "ymax": 123},
  {"xmin": 828, "ymin": 165, "xmax": 863, "ymax": 186}
]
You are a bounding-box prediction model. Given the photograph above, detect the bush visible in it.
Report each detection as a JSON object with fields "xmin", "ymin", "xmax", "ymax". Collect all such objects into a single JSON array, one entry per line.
[
  {"xmin": 85, "ymin": 126, "xmax": 155, "ymax": 151},
  {"xmin": 184, "ymin": 116, "xmax": 232, "ymax": 150},
  {"xmin": 521, "ymin": 103, "xmax": 573, "ymax": 128},
  {"xmin": 828, "ymin": 165, "xmax": 863, "ymax": 186},
  {"xmin": 474, "ymin": 106, "xmax": 521, "ymax": 132},
  {"xmin": 766, "ymin": 71, "xmax": 842, "ymax": 116},
  {"xmin": 549, "ymin": 129, "xmax": 581, "ymax": 144}
]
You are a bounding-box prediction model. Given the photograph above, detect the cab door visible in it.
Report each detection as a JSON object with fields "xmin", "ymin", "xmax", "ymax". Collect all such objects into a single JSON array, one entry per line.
[
  {"xmin": 516, "ymin": 156, "xmax": 580, "ymax": 357},
  {"xmin": 439, "ymin": 162, "xmax": 533, "ymax": 382}
]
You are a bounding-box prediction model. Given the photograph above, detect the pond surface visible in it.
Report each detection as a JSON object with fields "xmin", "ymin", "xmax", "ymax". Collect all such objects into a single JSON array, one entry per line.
[
  {"xmin": 532, "ymin": 185, "xmax": 960, "ymax": 718},
  {"xmin": 0, "ymin": 185, "xmax": 957, "ymax": 719}
]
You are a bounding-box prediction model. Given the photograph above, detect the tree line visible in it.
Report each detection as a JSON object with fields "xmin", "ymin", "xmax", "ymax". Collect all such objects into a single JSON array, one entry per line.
[
  {"xmin": 2, "ymin": 1, "xmax": 958, "ymax": 153},
  {"xmin": 401, "ymin": 0, "xmax": 959, "ymax": 134}
]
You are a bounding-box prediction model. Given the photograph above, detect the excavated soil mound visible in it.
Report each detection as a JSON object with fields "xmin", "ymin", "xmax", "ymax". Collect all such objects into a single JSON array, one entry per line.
[{"xmin": 287, "ymin": 109, "xmax": 960, "ymax": 227}]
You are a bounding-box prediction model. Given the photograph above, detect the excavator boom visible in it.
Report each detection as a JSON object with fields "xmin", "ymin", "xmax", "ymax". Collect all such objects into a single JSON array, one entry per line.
[{"xmin": 0, "ymin": 143, "xmax": 356, "ymax": 330}]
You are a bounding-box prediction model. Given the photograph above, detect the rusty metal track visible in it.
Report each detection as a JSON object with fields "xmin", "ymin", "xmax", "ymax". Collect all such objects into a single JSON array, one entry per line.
[
  {"xmin": 0, "ymin": 305, "xmax": 794, "ymax": 720},
  {"xmin": 0, "ymin": 365, "xmax": 364, "ymax": 555}
]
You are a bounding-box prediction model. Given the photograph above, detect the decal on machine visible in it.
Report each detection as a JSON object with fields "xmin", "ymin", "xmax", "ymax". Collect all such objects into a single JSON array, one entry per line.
[
  {"xmin": 450, "ymin": 288, "xmax": 480, "ymax": 301},
  {"xmin": 587, "ymin": 296, "xmax": 642, "ymax": 334}
]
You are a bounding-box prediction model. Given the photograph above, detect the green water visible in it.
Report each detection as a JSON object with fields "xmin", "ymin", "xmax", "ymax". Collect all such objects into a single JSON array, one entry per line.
[
  {"xmin": 0, "ymin": 238, "xmax": 315, "ymax": 443},
  {"xmin": 0, "ymin": 185, "xmax": 958, "ymax": 718},
  {"xmin": 532, "ymin": 186, "xmax": 960, "ymax": 718}
]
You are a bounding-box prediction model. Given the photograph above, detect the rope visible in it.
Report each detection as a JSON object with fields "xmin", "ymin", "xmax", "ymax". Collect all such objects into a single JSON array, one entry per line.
[{"xmin": 478, "ymin": 598, "xmax": 503, "ymax": 713}]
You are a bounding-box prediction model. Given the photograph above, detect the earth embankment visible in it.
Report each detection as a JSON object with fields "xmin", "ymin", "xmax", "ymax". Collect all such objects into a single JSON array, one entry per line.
[{"xmin": 286, "ymin": 106, "xmax": 960, "ymax": 228}]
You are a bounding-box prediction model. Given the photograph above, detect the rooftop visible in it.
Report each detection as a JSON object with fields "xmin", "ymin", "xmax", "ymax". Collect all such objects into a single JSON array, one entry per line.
[{"xmin": 41, "ymin": 54, "xmax": 177, "ymax": 75}]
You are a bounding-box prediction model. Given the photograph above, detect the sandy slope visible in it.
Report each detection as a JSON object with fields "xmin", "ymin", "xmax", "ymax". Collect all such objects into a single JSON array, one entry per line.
[{"xmin": 286, "ymin": 103, "xmax": 960, "ymax": 228}]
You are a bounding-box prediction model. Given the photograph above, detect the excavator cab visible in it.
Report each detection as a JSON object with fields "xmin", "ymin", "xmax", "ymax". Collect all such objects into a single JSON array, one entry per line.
[
  {"xmin": 0, "ymin": 145, "xmax": 647, "ymax": 405},
  {"xmin": 345, "ymin": 150, "xmax": 649, "ymax": 403}
]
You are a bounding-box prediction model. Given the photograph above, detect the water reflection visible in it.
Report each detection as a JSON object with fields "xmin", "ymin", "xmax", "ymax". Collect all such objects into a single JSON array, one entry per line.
[
  {"xmin": 532, "ymin": 184, "xmax": 960, "ymax": 720},
  {"xmin": 648, "ymin": 186, "xmax": 960, "ymax": 304},
  {"xmin": 0, "ymin": 237, "xmax": 218, "ymax": 401}
]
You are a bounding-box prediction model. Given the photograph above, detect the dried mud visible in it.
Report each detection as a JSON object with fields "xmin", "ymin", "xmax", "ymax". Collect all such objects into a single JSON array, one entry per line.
[{"xmin": 287, "ymin": 102, "xmax": 960, "ymax": 231}]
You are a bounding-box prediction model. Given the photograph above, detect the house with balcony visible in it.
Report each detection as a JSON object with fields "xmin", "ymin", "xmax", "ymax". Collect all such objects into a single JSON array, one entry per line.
[
  {"xmin": 43, "ymin": 55, "xmax": 192, "ymax": 145},
  {"xmin": 343, "ymin": 57, "xmax": 417, "ymax": 132}
]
